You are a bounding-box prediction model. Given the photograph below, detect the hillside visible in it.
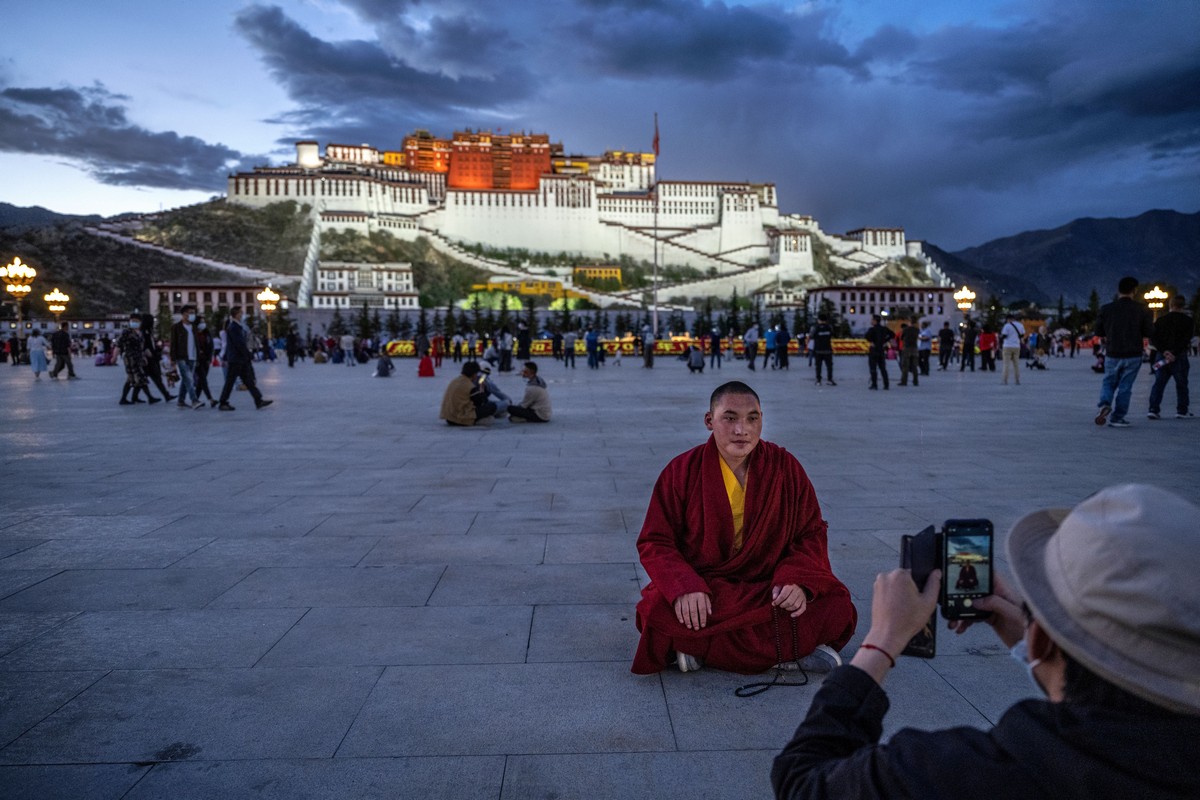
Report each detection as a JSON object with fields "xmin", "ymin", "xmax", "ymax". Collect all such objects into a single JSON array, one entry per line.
[
  {"xmin": 320, "ymin": 229, "xmax": 487, "ymax": 307},
  {"xmin": 922, "ymin": 243, "xmax": 1050, "ymax": 304},
  {"xmin": 0, "ymin": 224, "xmax": 240, "ymax": 317},
  {"xmin": 950, "ymin": 209, "xmax": 1200, "ymax": 304},
  {"xmin": 127, "ymin": 200, "xmax": 313, "ymax": 274}
]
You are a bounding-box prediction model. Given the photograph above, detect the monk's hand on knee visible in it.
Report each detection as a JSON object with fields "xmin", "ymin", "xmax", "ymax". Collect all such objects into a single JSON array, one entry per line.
[
  {"xmin": 674, "ymin": 592, "xmax": 712, "ymax": 630},
  {"xmin": 772, "ymin": 584, "xmax": 807, "ymax": 617}
]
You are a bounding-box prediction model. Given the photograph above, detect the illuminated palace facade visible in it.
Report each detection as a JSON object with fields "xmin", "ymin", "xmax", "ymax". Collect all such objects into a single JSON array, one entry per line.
[{"xmin": 227, "ymin": 129, "xmax": 944, "ymax": 307}]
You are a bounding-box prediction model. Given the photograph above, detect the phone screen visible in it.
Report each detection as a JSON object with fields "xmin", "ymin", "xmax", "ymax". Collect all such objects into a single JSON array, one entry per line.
[{"xmin": 942, "ymin": 519, "xmax": 994, "ymax": 619}]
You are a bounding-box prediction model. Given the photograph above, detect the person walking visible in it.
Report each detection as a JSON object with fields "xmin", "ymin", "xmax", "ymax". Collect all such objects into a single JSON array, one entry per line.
[
  {"xmin": 642, "ymin": 325, "xmax": 655, "ymax": 368},
  {"xmin": 764, "ymin": 325, "xmax": 777, "ymax": 370},
  {"xmin": 48, "ymin": 322, "xmax": 77, "ymax": 379},
  {"xmin": 1147, "ymin": 294, "xmax": 1193, "ymax": 420},
  {"xmin": 743, "ymin": 324, "xmax": 759, "ymax": 371},
  {"xmin": 936, "ymin": 321, "xmax": 955, "ymax": 371},
  {"xmin": 709, "ymin": 328, "xmax": 723, "ymax": 369},
  {"xmin": 169, "ymin": 305, "xmax": 204, "ymax": 409},
  {"xmin": 959, "ymin": 319, "xmax": 978, "ymax": 372},
  {"xmin": 811, "ymin": 315, "xmax": 836, "ymax": 386},
  {"xmin": 917, "ymin": 321, "xmax": 933, "ymax": 376},
  {"xmin": 563, "ymin": 329, "xmax": 578, "ymax": 368},
  {"xmin": 864, "ymin": 315, "xmax": 894, "ymax": 390},
  {"xmin": 217, "ymin": 306, "xmax": 272, "ymax": 411},
  {"xmin": 776, "ymin": 324, "xmax": 791, "ymax": 370},
  {"xmin": 1094, "ymin": 276, "xmax": 1153, "ymax": 428},
  {"xmin": 898, "ymin": 319, "xmax": 919, "ymax": 387},
  {"xmin": 194, "ymin": 318, "xmax": 217, "ymax": 407},
  {"xmin": 1000, "ymin": 314, "xmax": 1025, "ymax": 386},
  {"xmin": 27, "ymin": 330, "xmax": 48, "ymax": 379}
]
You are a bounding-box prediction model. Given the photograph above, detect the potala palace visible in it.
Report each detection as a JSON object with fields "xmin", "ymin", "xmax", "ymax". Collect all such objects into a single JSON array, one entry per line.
[{"xmin": 227, "ymin": 130, "xmax": 950, "ymax": 309}]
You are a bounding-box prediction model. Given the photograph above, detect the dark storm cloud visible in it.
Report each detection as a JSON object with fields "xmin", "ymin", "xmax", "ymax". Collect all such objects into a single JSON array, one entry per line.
[
  {"xmin": 0, "ymin": 84, "xmax": 257, "ymax": 190},
  {"xmin": 569, "ymin": 0, "xmax": 862, "ymax": 81},
  {"xmin": 234, "ymin": 4, "xmax": 533, "ymax": 137}
]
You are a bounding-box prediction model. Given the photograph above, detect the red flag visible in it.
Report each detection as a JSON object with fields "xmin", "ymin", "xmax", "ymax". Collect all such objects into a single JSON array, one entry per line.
[{"xmin": 652, "ymin": 113, "xmax": 660, "ymax": 157}]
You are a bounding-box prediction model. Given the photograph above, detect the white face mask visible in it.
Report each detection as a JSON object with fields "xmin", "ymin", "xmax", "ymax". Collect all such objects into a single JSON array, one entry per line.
[
  {"xmin": 199, "ymin": 322, "xmax": 207, "ymax": 331},
  {"xmin": 130, "ymin": 321, "xmax": 141, "ymax": 330},
  {"xmin": 1010, "ymin": 638, "xmax": 1045, "ymax": 696}
]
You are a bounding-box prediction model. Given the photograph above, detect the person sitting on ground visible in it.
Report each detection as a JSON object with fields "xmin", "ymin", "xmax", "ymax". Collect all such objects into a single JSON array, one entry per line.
[
  {"xmin": 687, "ymin": 344, "xmax": 706, "ymax": 373},
  {"xmin": 374, "ymin": 350, "xmax": 394, "ymax": 377},
  {"xmin": 632, "ymin": 381, "xmax": 857, "ymax": 675},
  {"xmin": 508, "ymin": 361, "xmax": 552, "ymax": 423},
  {"xmin": 439, "ymin": 361, "xmax": 494, "ymax": 426},
  {"xmin": 772, "ymin": 483, "xmax": 1200, "ymax": 800}
]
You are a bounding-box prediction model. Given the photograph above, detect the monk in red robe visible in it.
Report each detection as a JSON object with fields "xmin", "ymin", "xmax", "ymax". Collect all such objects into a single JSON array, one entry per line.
[{"xmin": 632, "ymin": 381, "xmax": 857, "ymax": 675}]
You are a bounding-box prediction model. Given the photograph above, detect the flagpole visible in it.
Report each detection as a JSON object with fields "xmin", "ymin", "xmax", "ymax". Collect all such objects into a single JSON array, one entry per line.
[{"xmin": 652, "ymin": 112, "xmax": 659, "ymax": 337}]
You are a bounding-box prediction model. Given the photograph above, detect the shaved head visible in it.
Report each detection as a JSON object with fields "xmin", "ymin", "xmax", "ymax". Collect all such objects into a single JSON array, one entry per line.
[{"xmin": 709, "ymin": 381, "xmax": 760, "ymax": 411}]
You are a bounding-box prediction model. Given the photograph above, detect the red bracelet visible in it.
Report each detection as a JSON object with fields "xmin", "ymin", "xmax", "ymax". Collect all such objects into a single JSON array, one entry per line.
[{"xmin": 859, "ymin": 643, "xmax": 896, "ymax": 668}]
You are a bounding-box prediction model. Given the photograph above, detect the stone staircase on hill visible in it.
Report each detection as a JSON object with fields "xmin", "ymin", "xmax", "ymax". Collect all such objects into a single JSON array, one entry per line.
[{"xmin": 84, "ymin": 226, "xmax": 293, "ymax": 286}]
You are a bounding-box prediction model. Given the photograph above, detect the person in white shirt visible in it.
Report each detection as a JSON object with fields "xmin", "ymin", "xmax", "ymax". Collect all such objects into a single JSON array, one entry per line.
[{"xmin": 1000, "ymin": 314, "xmax": 1025, "ymax": 385}]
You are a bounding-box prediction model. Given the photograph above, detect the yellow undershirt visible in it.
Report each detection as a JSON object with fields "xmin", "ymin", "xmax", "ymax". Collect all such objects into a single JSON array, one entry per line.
[{"xmin": 718, "ymin": 457, "xmax": 747, "ymax": 553}]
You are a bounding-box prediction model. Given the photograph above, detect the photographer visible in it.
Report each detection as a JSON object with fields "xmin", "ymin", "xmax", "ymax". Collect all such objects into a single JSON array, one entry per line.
[{"xmin": 772, "ymin": 484, "xmax": 1200, "ymax": 800}]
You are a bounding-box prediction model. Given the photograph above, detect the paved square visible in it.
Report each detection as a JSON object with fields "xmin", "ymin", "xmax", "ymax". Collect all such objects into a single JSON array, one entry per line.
[{"xmin": 1, "ymin": 352, "xmax": 1195, "ymax": 797}]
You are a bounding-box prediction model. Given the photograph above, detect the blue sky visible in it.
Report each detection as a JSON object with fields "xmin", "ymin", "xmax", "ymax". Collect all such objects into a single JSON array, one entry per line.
[{"xmin": 3, "ymin": 0, "xmax": 1197, "ymax": 249}]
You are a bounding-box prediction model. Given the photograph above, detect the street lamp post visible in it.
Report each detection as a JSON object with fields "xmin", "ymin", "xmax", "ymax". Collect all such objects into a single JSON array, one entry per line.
[
  {"xmin": 257, "ymin": 286, "xmax": 280, "ymax": 341},
  {"xmin": 1143, "ymin": 285, "xmax": 1168, "ymax": 321},
  {"xmin": 44, "ymin": 288, "xmax": 70, "ymax": 321},
  {"xmin": 1, "ymin": 256, "xmax": 37, "ymax": 334}
]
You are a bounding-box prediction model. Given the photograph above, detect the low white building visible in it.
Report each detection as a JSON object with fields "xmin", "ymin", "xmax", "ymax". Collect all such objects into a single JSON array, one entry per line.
[
  {"xmin": 807, "ymin": 284, "xmax": 960, "ymax": 335},
  {"xmin": 311, "ymin": 262, "xmax": 419, "ymax": 310}
]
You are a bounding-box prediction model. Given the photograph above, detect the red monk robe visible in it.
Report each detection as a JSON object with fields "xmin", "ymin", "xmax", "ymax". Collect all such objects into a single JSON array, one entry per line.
[{"xmin": 632, "ymin": 436, "xmax": 857, "ymax": 674}]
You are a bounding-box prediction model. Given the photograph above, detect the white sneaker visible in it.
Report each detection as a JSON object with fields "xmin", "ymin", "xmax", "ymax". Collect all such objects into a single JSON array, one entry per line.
[
  {"xmin": 794, "ymin": 644, "xmax": 843, "ymax": 673},
  {"xmin": 676, "ymin": 652, "xmax": 702, "ymax": 672}
]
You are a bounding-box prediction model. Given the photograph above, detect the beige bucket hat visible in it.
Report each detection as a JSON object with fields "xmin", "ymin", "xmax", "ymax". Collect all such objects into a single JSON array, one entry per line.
[{"xmin": 1007, "ymin": 483, "xmax": 1200, "ymax": 715}]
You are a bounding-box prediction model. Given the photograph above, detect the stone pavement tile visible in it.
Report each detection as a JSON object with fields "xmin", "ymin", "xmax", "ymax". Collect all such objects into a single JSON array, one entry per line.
[
  {"xmin": 0, "ymin": 609, "xmax": 305, "ymax": 670},
  {"xmin": 0, "ymin": 538, "xmax": 212, "ymax": 570},
  {"xmin": 123, "ymin": 756, "xmax": 505, "ymax": 800},
  {"xmin": 361, "ymin": 534, "xmax": 547, "ymax": 565},
  {"xmin": 429, "ymin": 564, "xmax": 640, "ymax": 606},
  {"xmin": 0, "ymin": 667, "xmax": 383, "ymax": 764},
  {"xmin": 543, "ymin": 533, "xmax": 637, "ymax": 564},
  {"xmin": 0, "ymin": 670, "xmax": 105, "ymax": 747},
  {"xmin": 259, "ymin": 606, "xmax": 532, "ymax": 667},
  {"xmin": 144, "ymin": 511, "xmax": 332, "ymax": 539},
  {"xmin": 0, "ymin": 569, "xmax": 251, "ymax": 612},
  {"xmin": 309, "ymin": 511, "xmax": 477, "ymax": 537},
  {"xmin": 272, "ymin": 493, "xmax": 424, "ymax": 515},
  {"xmin": 0, "ymin": 612, "xmax": 79, "ymax": 658},
  {"xmin": 926, "ymin": 654, "xmax": 1035, "ymax": 724},
  {"xmin": 526, "ymin": 604, "xmax": 638, "ymax": 664},
  {"xmin": 171, "ymin": 536, "xmax": 379, "ymax": 568},
  {"xmin": 412, "ymin": 492, "xmax": 554, "ymax": 513},
  {"xmin": 0, "ymin": 515, "xmax": 182, "ymax": 539},
  {"xmin": 207, "ymin": 566, "xmax": 446, "ymax": 608},
  {"xmin": 127, "ymin": 492, "xmax": 292, "ymax": 516},
  {"xmin": 501, "ymin": 750, "xmax": 778, "ymax": 800},
  {"xmin": 0, "ymin": 540, "xmax": 45, "ymax": 559},
  {"xmin": 822, "ymin": 505, "xmax": 928, "ymax": 531},
  {"xmin": 0, "ymin": 763, "xmax": 150, "ymax": 800},
  {"xmin": 245, "ymin": 477, "xmax": 384, "ymax": 497},
  {"xmin": 0, "ymin": 571, "xmax": 58, "ymax": 602},
  {"xmin": 472, "ymin": 509, "xmax": 625, "ymax": 536},
  {"xmin": 0, "ymin": 514, "xmax": 34, "ymax": 531},
  {"xmin": 337, "ymin": 662, "xmax": 675, "ymax": 757},
  {"xmin": 662, "ymin": 658, "xmax": 992, "ymax": 753}
]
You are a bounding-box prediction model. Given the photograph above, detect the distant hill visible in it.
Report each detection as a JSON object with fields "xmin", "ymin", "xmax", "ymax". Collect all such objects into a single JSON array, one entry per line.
[
  {"xmin": 921, "ymin": 243, "xmax": 1049, "ymax": 305},
  {"xmin": 0, "ymin": 223, "xmax": 241, "ymax": 317},
  {"xmin": 946, "ymin": 210, "xmax": 1200, "ymax": 305},
  {"xmin": 0, "ymin": 202, "xmax": 104, "ymax": 229}
]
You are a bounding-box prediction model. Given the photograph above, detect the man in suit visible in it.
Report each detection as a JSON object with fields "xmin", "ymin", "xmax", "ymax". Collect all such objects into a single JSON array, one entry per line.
[{"xmin": 217, "ymin": 306, "xmax": 273, "ymax": 411}]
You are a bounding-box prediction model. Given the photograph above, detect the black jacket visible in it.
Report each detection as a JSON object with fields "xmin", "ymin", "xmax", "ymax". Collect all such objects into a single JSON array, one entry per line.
[
  {"xmin": 1095, "ymin": 296, "xmax": 1153, "ymax": 358},
  {"xmin": 772, "ymin": 666, "xmax": 1200, "ymax": 800},
  {"xmin": 1151, "ymin": 310, "xmax": 1193, "ymax": 356},
  {"xmin": 864, "ymin": 324, "xmax": 894, "ymax": 353}
]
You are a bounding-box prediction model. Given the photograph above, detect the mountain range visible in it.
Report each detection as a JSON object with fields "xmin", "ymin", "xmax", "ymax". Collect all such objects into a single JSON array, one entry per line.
[
  {"xmin": 2, "ymin": 202, "xmax": 1197, "ymax": 313},
  {"xmin": 934, "ymin": 209, "xmax": 1200, "ymax": 306}
]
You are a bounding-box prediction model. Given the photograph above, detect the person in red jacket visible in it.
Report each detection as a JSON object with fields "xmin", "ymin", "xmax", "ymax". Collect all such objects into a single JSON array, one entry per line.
[{"xmin": 632, "ymin": 381, "xmax": 857, "ymax": 675}]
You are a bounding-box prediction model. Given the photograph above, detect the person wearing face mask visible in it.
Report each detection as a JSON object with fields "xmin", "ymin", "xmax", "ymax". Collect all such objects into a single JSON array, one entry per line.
[
  {"xmin": 169, "ymin": 305, "xmax": 204, "ymax": 409},
  {"xmin": 772, "ymin": 483, "xmax": 1200, "ymax": 800},
  {"xmin": 117, "ymin": 312, "xmax": 159, "ymax": 405},
  {"xmin": 193, "ymin": 316, "xmax": 217, "ymax": 407}
]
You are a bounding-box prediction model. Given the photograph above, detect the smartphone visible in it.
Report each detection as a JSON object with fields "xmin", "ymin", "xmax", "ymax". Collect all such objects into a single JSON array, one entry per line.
[
  {"xmin": 940, "ymin": 519, "xmax": 994, "ymax": 620},
  {"xmin": 900, "ymin": 526, "xmax": 939, "ymax": 658}
]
